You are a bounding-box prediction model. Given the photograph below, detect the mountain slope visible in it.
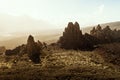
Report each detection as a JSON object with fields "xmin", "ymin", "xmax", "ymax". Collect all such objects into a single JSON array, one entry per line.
[{"xmin": 82, "ymin": 21, "xmax": 120, "ymax": 33}]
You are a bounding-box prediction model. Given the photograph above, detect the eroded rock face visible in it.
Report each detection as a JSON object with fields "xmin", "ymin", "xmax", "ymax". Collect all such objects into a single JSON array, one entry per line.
[
  {"xmin": 5, "ymin": 35, "xmax": 43, "ymax": 63},
  {"xmin": 83, "ymin": 33, "xmax": 99, "ymax": 50},
  {"xmin": 59, "ymin": 21, "xmax": 99, "ymax": 50},
  {"xmin": 58, "ymin": 22, "xmax": 84, "ymax": 49},
  {"xmin": 26, "ymin": 35, "xmax": 41, "ymax": 63},
  {"xmin": 90, "ymin": 25, "xmax": 120, "ymax": 43}
]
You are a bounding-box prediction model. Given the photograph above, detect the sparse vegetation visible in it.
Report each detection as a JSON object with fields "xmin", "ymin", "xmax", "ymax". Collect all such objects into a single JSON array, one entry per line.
[
  {"xmin": 0, "ymin": 48, "xmax": 120, "ymax": 80},
  {"xmin": 0, "ymin": 22, "xmax": 120, "ymax": 80},
  {"xmin": 90, "ymin": 24, "xmax": 120, "ymax": 43},
  {"xmin": 96, "ymin": 42, "xmax": 120, "ymax": 66}
]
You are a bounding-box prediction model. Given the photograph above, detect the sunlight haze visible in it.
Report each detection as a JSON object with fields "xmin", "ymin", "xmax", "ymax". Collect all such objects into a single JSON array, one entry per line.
[{"xmin": 0, "ymin": 0, "xmax": 120, "ymax": 40}]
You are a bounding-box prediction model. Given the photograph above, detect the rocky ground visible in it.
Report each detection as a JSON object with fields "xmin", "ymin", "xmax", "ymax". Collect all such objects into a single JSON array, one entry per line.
[{"xmin": 0, "ymin": 47, "xmax": 120, "ymax": 80}]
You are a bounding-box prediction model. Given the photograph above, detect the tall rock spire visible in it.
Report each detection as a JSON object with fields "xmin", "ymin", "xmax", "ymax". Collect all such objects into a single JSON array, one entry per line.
[
  {"xmin": 58, "ymin": 22, "xmax": 83, "ymax": 49},
  {"xmin": 26, "ymin": 35, "xmax": 41, "ymax": 63}
]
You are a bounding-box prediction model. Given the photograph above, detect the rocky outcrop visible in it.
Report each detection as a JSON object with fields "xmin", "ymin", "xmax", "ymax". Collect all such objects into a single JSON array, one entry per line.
[
  {"xmin": 90, "ymin": 24, "xmax": 120, "ymax": 43},
  {"xmin": 26, "ymin": 35, "xmax": 42, "ymax": 63},
  {"xmin": 5, "ymin": 44, "xmax": 26, "ymax": 56},
  {"xmin": 58, "ymin": 22, "xmax": 97, "ymax": 50},
  {"xmin": 5, "ymin": 35, "xmax": 43, "ymax": 63},
  {"xmin": 58, "ymin": 22, "xmax": 84, "ymax": 49},
  {"xmin": 83, "ymin": 33, "xmax": 99, "ymax": 50}
]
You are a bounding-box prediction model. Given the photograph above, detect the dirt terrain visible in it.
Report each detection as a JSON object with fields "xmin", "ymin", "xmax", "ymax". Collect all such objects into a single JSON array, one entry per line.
[{"xmin": 0, "ymin": 45, "xmax": 120, "ymax": 80}]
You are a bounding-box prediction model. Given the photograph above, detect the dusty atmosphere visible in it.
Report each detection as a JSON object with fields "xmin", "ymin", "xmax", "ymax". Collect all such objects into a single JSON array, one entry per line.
[{"xmin": 0, "ymin": 0, "xmax": 120, "ymax": 80}]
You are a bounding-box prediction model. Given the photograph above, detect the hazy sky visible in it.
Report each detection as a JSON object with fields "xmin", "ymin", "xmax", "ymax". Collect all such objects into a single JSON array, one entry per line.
[{"xmin": 0, "ymin": 0, "xmax": 120, "ymax": 37}]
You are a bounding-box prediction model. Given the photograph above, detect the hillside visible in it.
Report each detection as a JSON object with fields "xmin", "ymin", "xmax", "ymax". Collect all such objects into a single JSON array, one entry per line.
[
  {"xmin": 0, "ymin": 21, "xmax": 120, "ymax": 79},
  {"xmin": 82, "ymin": 21, "xmax": 120, "ymax": 33},
  {"xmin": 0, "ymin": 21, "xmax": 120, "ymax": 49},
  {"xmin": 0, "ymin": 47, "xmax": 120, "ymax": 80}
]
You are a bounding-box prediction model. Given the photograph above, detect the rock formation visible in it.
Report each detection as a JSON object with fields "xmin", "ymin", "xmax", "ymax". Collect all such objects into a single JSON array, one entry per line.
[
  {"xmin": 58, "ymin": 22, "xmax": 84, "ymax": 49},
  {"xmin": 83, "ymin": 33, "xmax": 99, "ymax": 50},
  {"xmin": 90, "ymin": 24, "xmax": 120, "ymax": 43},
  {"xmin": 5, "ymin": 35, "xmax": 43, "ymax": 63},
  {"xmin": 5, "ymin": 44, "xmax": 26, "ymax": 56},
  {"xmin": 26, "ymin": 35, "xmax": 41, "ymax": 63},
  {"xmin": 58, "ymin": 22, "xmax": 97, "ymax": 50}
]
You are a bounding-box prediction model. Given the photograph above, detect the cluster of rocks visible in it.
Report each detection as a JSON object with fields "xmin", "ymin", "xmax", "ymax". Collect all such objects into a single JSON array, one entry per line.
[
  {"xmin": 58, "ymin": 22, "xmax": 120, "ymax": 50},
  {"xmin": 90, "ymin": 24, "xmax": 120, "ymax": 43},
  {"xmin": 5, "ymin": 44, "xmax": 26, "ymax": 56},
  {"xmin": 5, "ymin": 35, "xmax": 44, "ymax": 63},
  {"xmin": 58, "ymin": 22, "xmax": 98, "ymax": 50}
]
